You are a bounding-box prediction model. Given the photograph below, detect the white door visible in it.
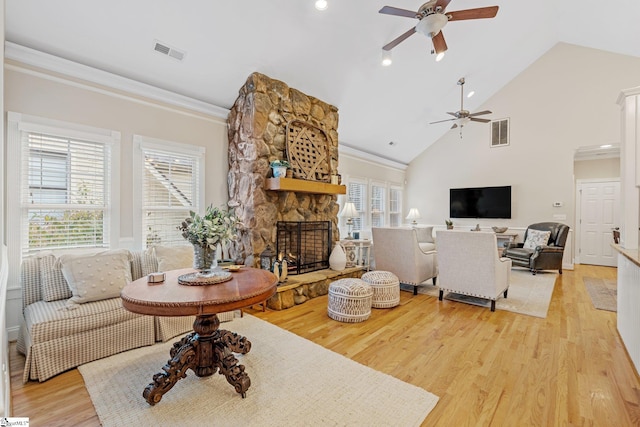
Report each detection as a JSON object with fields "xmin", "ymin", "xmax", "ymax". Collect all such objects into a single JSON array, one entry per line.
[{"xmin": 579, "ymin": 180, "xmax": 620, "ymax": 267}]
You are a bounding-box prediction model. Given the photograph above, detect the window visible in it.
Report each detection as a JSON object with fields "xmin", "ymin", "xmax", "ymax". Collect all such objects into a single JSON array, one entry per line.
[
  {"xmin": 389, "ymin": 186, "xmax": 402, "ymax": 227},
  {"xmin": 134, "ymin": 135, "xmax": 205, "ymax": 248},
  {"xmin": 346, "ymin": 180, "xmax": 367, "ymax": 232},
  {"xmin": 7, "ymin": 113, "xmax": 120, "ymax": 256},
  {"xmin": 371, "ymin": 182, "xmax": 386, "ymax": 227},
  {"xmin": 342, "ymin": 177, "xmax": 403, "ymax": 234}
]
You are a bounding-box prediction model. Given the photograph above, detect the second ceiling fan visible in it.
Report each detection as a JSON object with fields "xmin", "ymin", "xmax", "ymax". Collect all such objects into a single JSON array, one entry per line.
[
  {"xmin": 379, "ymin": 0, "xmax": 499, "ymax": 58},
  {"xmin": 430, "ymin": 77, "xmax": 492, "ymax": 130}
]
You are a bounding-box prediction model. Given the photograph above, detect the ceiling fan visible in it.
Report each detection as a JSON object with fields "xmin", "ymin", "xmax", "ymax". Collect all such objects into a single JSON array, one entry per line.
[
  {"xmin": 430, "ymin": 77, "xmax": 492, "ymax": 130},
  {"xmin": 379, "ymin": 0, "xmax": 499, "ymax": 58}
]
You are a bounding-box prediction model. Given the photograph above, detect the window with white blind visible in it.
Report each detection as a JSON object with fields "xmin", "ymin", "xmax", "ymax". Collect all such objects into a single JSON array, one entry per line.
[
  {"xmin": 371, "ymin": 182, "xmax": 386, "ymax": 227},
  {"xmin": 389, "ymin": 186, "xmax": 402, "ymax": 227},
  {"xmin": 134, "ymin": 135, "xmax": 205, "ymax": 248},
  {"xmin": 7, "ymin": 112, "xmax": 120, "ymax": 256},
  {"xmin": 343, "ymin": 177, "xmax": 403, "ymax": 235},
  {"xmin": 346, "ymin": 180, "xmax": 367, "ymax": 232}
]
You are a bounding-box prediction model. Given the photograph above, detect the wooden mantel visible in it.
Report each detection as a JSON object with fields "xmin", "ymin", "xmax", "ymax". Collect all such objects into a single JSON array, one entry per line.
[{"xmin": 265, "ymin": 177, "xmax": 346, "ymax": 195}]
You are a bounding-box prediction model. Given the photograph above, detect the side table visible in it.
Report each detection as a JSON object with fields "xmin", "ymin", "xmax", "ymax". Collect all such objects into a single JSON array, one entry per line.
[{"xmin": 340, "ymin": 239, "xmax": 372, "ymax": 271}]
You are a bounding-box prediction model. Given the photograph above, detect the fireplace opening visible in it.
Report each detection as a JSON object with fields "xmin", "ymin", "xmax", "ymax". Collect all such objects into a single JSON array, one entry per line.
[{"xmin": 276, "ymin": 221, "xmax": 331, "ymax": 275}]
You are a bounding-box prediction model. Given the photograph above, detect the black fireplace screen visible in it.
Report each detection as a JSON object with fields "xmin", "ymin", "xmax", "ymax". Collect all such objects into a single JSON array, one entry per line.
[{"xmin": 276, "ymin": 221, "xmax": 331, "ymax": 275}]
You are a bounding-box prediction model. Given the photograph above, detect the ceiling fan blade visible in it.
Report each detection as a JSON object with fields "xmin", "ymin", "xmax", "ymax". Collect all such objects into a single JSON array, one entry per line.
[
  {"xmin": 379, "ymin": 6, "xmax": 418, "ymax": 18},
  {"xmin": 382, "ymin": 27, "xmax": 416, "ymax": 51},
  {"xmin": 447, "ymin": 6, "xmax": 499, "ymax": 21},
  {"xmin": 468, "ymin": 110, "xmax": 492, "ymax": 117},
  {"xmin": 430, "ymin": 118, "xmax": 456, "ymax": 124},
  {"xmin": 470, "ymin": 117, "xmax": 491, "ymax": 123},
  {"xmin": 432, "ymin": 31, "xmax": 448, "ymax": 54},
  {"xmin": 435, "ymin": 0, "xmax": 452, "ymax": 11},
  {"xmin": 451, "ymin": 123, "xmax": 459, "ymax": 129},
  {"xmin": 446, "ymin": 112, "xmax": 457, "ymax": 117}
]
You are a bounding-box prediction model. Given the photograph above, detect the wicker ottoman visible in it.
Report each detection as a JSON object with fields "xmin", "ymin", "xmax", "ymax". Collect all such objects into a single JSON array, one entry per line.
[
  {"xmin": 362, "ymin": 271, "xmax": 400, "ymax": 308},
  {"xmin": 327, "ymin": 278, "xmax": 373, "ymax": 323}
]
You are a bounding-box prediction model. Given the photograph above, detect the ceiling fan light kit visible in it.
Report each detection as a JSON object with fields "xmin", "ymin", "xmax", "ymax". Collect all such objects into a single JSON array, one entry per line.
[{"xmin": 379, "ymin": 1, "xmax": 499, "ymax": 60}]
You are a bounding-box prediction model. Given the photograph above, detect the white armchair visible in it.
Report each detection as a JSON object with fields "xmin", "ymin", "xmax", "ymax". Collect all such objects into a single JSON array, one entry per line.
[
  {"xmin": 435, "ymin": 230, "xmax": 511, "ymax": 311},
  {"xmin": 372, "ymin": 227, "xmax": 438, "ymax": 295}
]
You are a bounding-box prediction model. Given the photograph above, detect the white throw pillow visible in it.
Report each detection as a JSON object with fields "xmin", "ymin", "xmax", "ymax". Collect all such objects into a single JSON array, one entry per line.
[
  {"xmin": 154, "ymin": 245, "xmax": 194, "ymax": 272},
  {"xmin": 58, "ymin": 249, "xmax": 132, "ymax": 305},
  {"xmin": 524, "ymin": 229, "xmax": 551, "ymax": 250}
]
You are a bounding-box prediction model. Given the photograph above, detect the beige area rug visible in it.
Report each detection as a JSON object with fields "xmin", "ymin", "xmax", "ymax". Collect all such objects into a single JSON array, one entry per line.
[
  {"xmin": 402, "ymin": 268, "xmax": 557, "ymax": 318},
  {"xmin": 583, "ymin": 277, "xmax": 617, "ymax": 312},
  {"xmin": 78, "ymin": 314, "xmax": 438, "ymax": 427}
]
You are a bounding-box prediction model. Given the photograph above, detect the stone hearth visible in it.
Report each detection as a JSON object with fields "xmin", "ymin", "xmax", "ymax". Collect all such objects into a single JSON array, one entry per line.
[{"xmin": 266, "ymin": 267, "xmax": 364, "ymax": 310}]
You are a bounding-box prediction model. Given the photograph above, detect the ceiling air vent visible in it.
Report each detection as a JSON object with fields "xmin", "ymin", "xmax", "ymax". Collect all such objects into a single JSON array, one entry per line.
[{"xmin": 153, "ymin": 40, "xmax": 186, "ymax": 61}]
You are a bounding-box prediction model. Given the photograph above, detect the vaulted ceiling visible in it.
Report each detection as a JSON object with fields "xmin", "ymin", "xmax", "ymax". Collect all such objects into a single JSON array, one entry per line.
[{"xmin": 6, "ymin": 1, "xmax": 640, "ymax": 164}]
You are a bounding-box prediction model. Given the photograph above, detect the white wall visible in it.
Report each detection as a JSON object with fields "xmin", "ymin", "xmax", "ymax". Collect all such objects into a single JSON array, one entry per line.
[
  {"xmin": 405, "ymin": 43, "xmax": 640, "ymax": 263},
  {"xmin": 574, "ymin": 157, "xmax": 620, "ymax": 181}
]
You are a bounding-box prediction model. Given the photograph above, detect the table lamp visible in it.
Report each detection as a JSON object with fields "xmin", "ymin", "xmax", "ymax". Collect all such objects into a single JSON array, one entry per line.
[
  {"xmin": 339, "ymin": 201, "xmax": 359, "ymax": 239},
  {"xmin": 406, "ymin": 208, "xmax": 421, "ymax": 226}
]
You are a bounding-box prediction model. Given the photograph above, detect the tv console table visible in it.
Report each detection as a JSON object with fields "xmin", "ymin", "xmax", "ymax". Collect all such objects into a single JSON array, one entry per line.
[{"xmin": 495, "ymin": 232, "xmax": 519, "ymax": 255}]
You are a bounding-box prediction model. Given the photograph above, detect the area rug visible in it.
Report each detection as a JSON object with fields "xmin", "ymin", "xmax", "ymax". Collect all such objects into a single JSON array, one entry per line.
[
  {"xmin": 78, "ymin": 314, "xmax": 438, "ymax": 427},
  {"xmin": 583, "ymin": 277, "xmax": 617, "ymax": 312},
  {"xmin": 402, "ymin": 269, "xmax": 557, "ymax": 318}
]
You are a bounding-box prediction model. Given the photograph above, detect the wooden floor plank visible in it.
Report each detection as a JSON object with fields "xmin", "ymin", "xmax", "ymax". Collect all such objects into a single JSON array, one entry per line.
[{"xmin": 9, "ymin": 265, "xmax": 640, "ymax": 426}]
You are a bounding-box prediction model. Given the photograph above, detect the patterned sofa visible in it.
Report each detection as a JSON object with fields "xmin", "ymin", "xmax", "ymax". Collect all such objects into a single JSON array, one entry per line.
[{"xmin": 16, "ymin": 248, "xmax": 234, "ymax": 383}]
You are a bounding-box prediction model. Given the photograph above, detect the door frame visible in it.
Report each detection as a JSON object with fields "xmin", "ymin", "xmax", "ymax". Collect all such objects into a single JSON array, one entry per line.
[{"xmin": 574, "ymin": 177, "xmax": 620, "ymax": 265}]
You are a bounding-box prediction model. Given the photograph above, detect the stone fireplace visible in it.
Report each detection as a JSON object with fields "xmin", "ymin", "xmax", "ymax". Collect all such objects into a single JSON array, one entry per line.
[
  {"xmin": 226, "ymin": 73, "xmax": 364, "ymax": 310},
  {"xmin": 227, "ymin": 72, "xmax": 341, "ymax": 267}
]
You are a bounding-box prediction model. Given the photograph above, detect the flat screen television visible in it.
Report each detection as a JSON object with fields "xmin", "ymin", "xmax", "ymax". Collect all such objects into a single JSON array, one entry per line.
[{"xmin": 449, "ymin": 186, "xmax": 511, "ymax": 219}]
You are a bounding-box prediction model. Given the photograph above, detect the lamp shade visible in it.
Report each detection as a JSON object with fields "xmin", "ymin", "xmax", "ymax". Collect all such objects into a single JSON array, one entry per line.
[
  {"xmin": 339, "ymin": 202, "xmax": 358, "ymax": 218},
  {"xmin": 406, "ymin": 208, "xmax": 421, "ymax": 221}
]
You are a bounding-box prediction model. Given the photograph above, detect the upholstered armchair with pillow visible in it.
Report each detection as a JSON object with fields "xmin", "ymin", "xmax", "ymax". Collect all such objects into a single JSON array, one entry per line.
[
  {"xmin": 372, "ymin": 227, "xmax": 438, "ymax": 295},
  {"xmin": 502, "ymin": 222, "xmax": 569, "ymax": 275},
  {"xmin": 436, "ymin": 230, "xmax": 511, "ymax": 311}
]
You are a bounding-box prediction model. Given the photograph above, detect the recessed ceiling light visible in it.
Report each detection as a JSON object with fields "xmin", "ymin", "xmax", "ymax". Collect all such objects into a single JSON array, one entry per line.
[
  {"xmin": 381, "ymin": 50, "xmax": 392, "ymax": 66},
  {"xmin": 467, "ymin": 91, "xmax": 475, "ymax": 98},
  {"xmin": 600, "ymin": 144, "xmax": 612, "ymax": 148},
  {"xmin": 435, "ymin": 52, "xmax": 445, "ymax": 62},
  {"xmin": 315, "ymin": 0, "xmax": 328, "ymax": 11}
]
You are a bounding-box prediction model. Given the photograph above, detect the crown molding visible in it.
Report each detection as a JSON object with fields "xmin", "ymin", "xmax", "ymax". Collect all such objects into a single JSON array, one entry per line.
[
  {"xmin": 4, "ymin": 42, "xmax": 230, "ymax": 119},
  {"xmin": 339, "ymin": 144, "xmax": 408, "ymax": 171}
]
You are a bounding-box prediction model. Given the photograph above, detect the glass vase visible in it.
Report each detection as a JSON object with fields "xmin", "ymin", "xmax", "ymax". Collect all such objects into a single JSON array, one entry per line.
[{"xmin": 193, "ymin": 244, "xmax": 218, "ymax": 271}]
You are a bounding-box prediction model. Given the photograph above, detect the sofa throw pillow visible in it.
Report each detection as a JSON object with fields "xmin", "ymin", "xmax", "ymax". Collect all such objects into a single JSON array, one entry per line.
[
  {"xmin": 58, "ymin": 249, "xmax": 132, "ymax": 305},
  {"xmin": 153, "ymin": 245, "xmax": 193, "ymax": 272},
  {"xmin": 39, "ymin": 253, "xmax": 73, "ymax": 302},
  {"xmin": 524, "ymin": 229, "xmax": 551, "ymax": 250}
]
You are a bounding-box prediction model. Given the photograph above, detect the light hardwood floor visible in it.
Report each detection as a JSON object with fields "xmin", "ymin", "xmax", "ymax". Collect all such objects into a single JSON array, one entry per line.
[{"xmin": 9, "ymin": 265, "xmax": 640, "ymax": 426}]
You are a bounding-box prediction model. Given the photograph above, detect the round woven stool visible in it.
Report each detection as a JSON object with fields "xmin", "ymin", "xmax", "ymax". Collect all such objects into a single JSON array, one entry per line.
[
  {"xmin": 361, "ymin": 271, "xmax": 400, "ymax": 308},
  {"xmin": 327, "ymin": 278, "xmax": 373, "ymax": 323}
]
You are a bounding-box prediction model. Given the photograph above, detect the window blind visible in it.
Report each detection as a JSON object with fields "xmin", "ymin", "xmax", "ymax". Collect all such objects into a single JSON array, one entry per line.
[
  {"xmin": 371, "ymin": 183, "xmax": 386, "ymax": 227},
  {"xmin": 142, "ymin": 147, "xmax": 201, "ymax": 247},
  {"xmin": 389, "ymin": 187, "xmax": 402, "ymax": 227},
  {"xmin": 23, "ymin": 132, "xmax": 110, "ymax": 254},
  {"xmin": 347, "ymin": 181, "xmax": 367, "ymax": 231}
]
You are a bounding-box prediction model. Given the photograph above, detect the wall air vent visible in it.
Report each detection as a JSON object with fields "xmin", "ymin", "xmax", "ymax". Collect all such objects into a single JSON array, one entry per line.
[
  {"xmin": 491, "ymin": 118, "xmax": 509, "ymax": 147},
  {"xmin": 153, "ymin": 40, "xmax": 186, "ymax": 61}
]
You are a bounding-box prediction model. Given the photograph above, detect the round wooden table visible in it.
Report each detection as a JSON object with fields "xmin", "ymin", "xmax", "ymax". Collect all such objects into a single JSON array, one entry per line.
[{"xmin": 121, "ymin": 267, "xmax": 277, "ymax": 405}]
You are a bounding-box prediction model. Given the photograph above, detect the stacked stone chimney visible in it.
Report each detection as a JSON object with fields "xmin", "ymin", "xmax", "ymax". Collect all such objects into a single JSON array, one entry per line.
[{"xmin": 227, "ymin": 72, "xmax": 341, "ymax": 267}]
